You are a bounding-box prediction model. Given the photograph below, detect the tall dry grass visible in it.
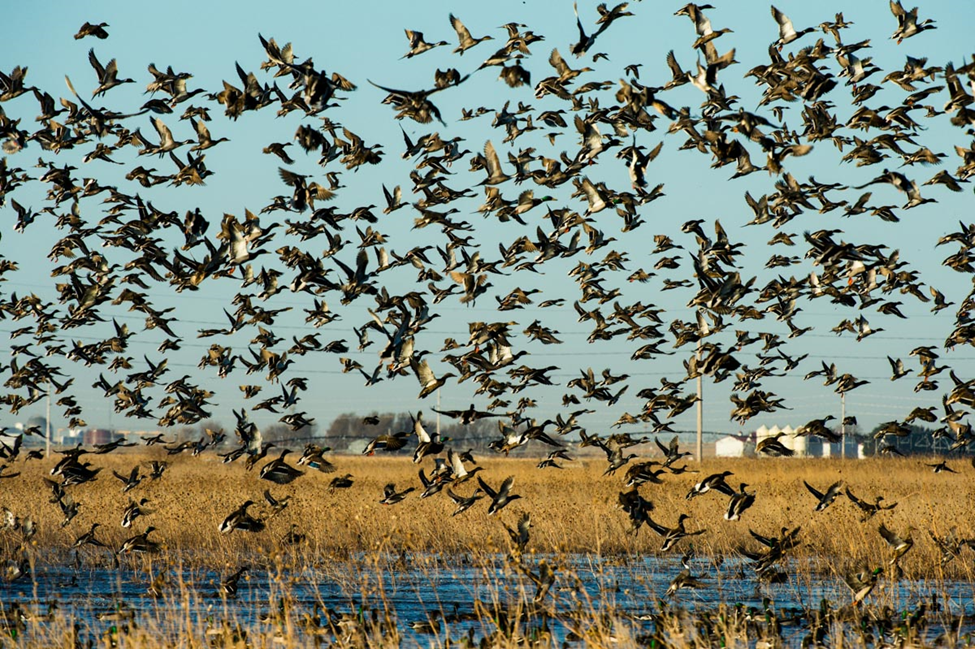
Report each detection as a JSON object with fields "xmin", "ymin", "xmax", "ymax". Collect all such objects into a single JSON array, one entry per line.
[{"xmin": 1, "ymin": 449, "xmax": 973, "ymax": 577}]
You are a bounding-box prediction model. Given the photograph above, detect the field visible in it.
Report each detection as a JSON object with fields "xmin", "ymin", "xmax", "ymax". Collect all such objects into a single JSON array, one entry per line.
[
  {"xmin": 3, "ymin": 451, "xmax": 973, "ymax": 570},
  {"xmin": 3, "ymin": 450, "xmax": 975, "ymax": 648}
]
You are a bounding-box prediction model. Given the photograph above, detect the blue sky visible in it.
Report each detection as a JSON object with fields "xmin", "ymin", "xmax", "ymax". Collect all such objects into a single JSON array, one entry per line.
[{"xmin": 2, "ymin": 1, "xmax": 975, "ymax": 439}]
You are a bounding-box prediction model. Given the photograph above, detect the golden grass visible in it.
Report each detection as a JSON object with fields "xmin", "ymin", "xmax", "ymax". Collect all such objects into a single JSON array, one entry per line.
[
  {"xmin": 2, "ymin": 449, "xmax": 973, "ymax": 578},
  {"xmin": 3, "ymin": 450, "xmax": 975, "ymax": 649}
]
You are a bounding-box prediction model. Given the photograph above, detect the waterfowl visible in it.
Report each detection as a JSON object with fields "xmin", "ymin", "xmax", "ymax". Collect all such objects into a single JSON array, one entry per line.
[
  {"xmin": 380, "ymin": 483, "xmax": 416, "ymax": 505},
  {"xmin": 263, "ymin": 489, "xmax": 291, "ymax": 517},
  {"xmin": 87, "ymin": 48, "xmax": 134, "ymax": 97},
  {"xmin": 449, "ymin": 14, "xmax": 493, "ymax": 55},
  {"xmin": 844, "ymin": 564, "xmax": 882, "ymax": 605},
  {"xmin": 402, "ymin": 30, "xmax": 448, "ymax": 59},
  {"xmin": 220, "ymin": 566, "xmax": 248, "ymax": 597},
  {"xmin": 447, "ymin": 487, "xmax": 484, "ymax": 516},
  {"xmin": 770, "ymin": 6, "xmax": 814, "ymax": 49},
  {"xmin": 260, "ymin": 449, "xmax": 304, "ymax": 485},
  {"xmin": 478, "ymin": 475, "xmax": 521, "ymax": 515},
  {"xmin": 725, "ymin": 483, "xmax": 756, "ymax": 521},
  {"xmin": 504, "ymin": 512, "xmax": 532, "ymax": 553},
  {"xmin": 878, "ymin": 524, "xmax": 914, "ymax": 565},
  {"xmin": 889, "ymin": 0, "xmax": 936, "ymax": 43},
  {"xmin": 448, "ymin": 448, "xmax": 483, "ymax": 484},
  {"xmin": 658, "ymin": 514, "xmax": 706, "ymax": 552},
  {"xmin": 112, "ymin": 465, "xmax": 143, "ymax": 493},
  {"xmin": 219, "ymin": 501, "xmax": 265, "ymax": 534},
  {"xmin": 756, "ymin": 432, "xmax": 794, "ymax": 457},
  {"xmin": 72, "ymin": 523, "xmax": 107, "ymax": 549},
  {"xmin": 75, "ymin": 22, "xmax": 110, "ymax": 40},
  {"xmin": 118, "ymin": 526, "xmax": 160, "ymax": 555},
  {"xmin": 687, "ymin": 471, "xmax": 735, "ymax": 499},
  {"xmin": 666, "ymin": 568, "xmax": 707, "ymax": 597},
  {"xmin": 328, "ymin": 474, "xmax": 354, "ymax": 492},
  {"xmin": 121, "ymin": 498, "xmax": 151, "ymax": 528},
  {"xmin": 804, "ymin": 480, "xmax": 843, "ymax": 511}
]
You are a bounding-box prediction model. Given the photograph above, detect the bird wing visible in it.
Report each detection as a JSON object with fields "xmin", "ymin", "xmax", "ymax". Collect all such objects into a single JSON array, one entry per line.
[
  {"xmin": 804, "ymin": 480, "xmax": 825, "ymax": 501},
  {"xmin": 477, "ymin": 476, "xmax": 497, "ymax": 499}
]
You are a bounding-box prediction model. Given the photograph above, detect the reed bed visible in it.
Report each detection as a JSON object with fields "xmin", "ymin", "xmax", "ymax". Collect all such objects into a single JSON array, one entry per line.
[
  {"xmin": 2, "ymin": 450, "xmax": 974, "ymax": 575},
  {"xmin": 4, "ymin": 450, "xmax": 975, "ymax": 649}
]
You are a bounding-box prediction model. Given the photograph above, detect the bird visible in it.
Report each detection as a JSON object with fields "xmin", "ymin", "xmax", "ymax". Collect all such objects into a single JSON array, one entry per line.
[
  {"xmin": 219, "ymin": 501, "xmax": 266, "ymax": 534},
  {"xmin": 259, "ymin": 449, "xmax": 304, "ymax": 485},
  {"xmin": 379, "ymin": 483, "xmax": 416, "ymax": 505},
  {"xmin": 477, "ymin": 475, "xmax": 521, "ymax": 515},
  {"xmin": 666, "ymin": 568, "xmax": 707, "ymax": 597},
  {"xmin": 74, "ymin": 22, "xmax": 110, "ymax": 40},
  {"xmin": 878, "ymin": 524, "xmax": 915, "ymax": 565},
  {"xmin": 446, "ymin": 487, "xmax": 484, "ymax": 516},
  {"xmin": 118, "ymin": 527, "xmax": 160, "ymax": 555},
  {"xmin": 804, "ymin": 480, "xmax": 843, "ymax": 511},
  {"xmin": 725, "ymin": 483, "xmax": 756, "ymax": 521},
  {"xmin": 889, "ymin": 0, "xmax": 936, "ymax": 43}
]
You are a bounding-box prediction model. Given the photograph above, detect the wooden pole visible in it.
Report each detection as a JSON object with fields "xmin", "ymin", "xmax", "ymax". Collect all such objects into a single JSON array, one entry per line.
[
  {"xmin": 841, "ymin": 392, "xmax": 846, "ymax": 459},
  {"xmin": 696, "ymin": 339, "xmax": 703, "ymax": 463}
]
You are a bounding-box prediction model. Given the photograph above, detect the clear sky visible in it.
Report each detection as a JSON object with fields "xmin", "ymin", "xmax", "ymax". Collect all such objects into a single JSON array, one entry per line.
[{"xmin": 2, "ymin": 1, "xmax": 975, "ymax": 440}]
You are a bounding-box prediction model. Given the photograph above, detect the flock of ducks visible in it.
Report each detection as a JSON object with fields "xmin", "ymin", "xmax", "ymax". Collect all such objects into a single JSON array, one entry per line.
[{"xmin": 2, "ymin": 1, "xmax": 975, "ymax": 646}]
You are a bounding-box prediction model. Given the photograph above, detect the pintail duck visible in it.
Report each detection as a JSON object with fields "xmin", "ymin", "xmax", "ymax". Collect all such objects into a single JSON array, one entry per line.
[
  {"xmin": 478, "ymin": 475, "xmax": 521, "ymax": 515},
  {"xmin": 647, "ymin": 513, "xmax": 705, "ymax": 552},
  {"xmin": 447, "ymin": 487, "xmax": 484, "ymax": 516},
  {"xmin": 878, "ymin": 524, "xmax": 915, "ymax": 565},
  {"xmin": 756, "ymin": 432, "xmax": 794, "ymax": 457},
  {"xmin": 74, "ymin": 22, "xmax": 109, "ymax": 40},
  {"xmin": 725, "ymin": 483, "xmax": 756, "ymax": 521},
  {"xmin": 220, "ymin": 566, "xmax": 248, "ymax": 597},
  {"xmin": 112, "ymin": 465, "xmax": 143, "ymax": 493},
  {"xmin": 448, "ymin": 448, "xmax": 482, "ymax": 484},
  {"xmin": 260, "ymin": 449, "xmax": 304, "ymax": 485},
  {"xmin": 121, "ymin": 498, "xmax": 151, "ymax": 528},
  {"xmin": 219, "ymin": 501, "xmax": 266, "ymax": 534},
  {"xmin": 687, "ymin": 471, "xmax": 734, "ymax": 499},
  {"xmin": 72, "ymin": 523, "xmax": 107, "ymax": 549},
  {"xmin": 328, "ymin": 474, "xmax": 354, "ymax": 492},
  {"xmin": 380, "ymin": 483, "xmax": 416, "ymax": 505},
  {"xmin": 118, "ymin": 526, "xmax": 160, "ymax": 555},
  {"xmin": 666, "ymin": 568, "xmax": 707, "ymax": 597},
  {"xmin": 804, "ymin": 480, "xmax": 843, "ymax": 511},
  {"xmin": 263, "ymin": 489, "xmax": 291, "ymax": 517},
  {"xmin": 845, "ymin": 487, "xmax": 897, "ymax": 521},
  {"xmin": 889, "ymin": 0, "xmax": 936, "ymax": 44}
]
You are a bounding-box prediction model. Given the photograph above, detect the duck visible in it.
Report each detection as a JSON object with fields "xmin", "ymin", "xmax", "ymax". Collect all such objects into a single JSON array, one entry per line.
[
  {"xmin": 379, "ymin": 483, "xmax": 416, "ymax": 505},
  {"xmin": 725, "ymin": 483, "xmax": 756, "ymax": 521},
  {"xmin": 219, "ymin": 501, "xmax": 265, "ymax": 534},
  {"xmin": 687, "ymin": 471, "xmax": 735, "ymax": 499},
  {"xmin": 804, "ymin": 480, "xmax": 843, "ymax": 511},
  {"xmin": 666, "ymin": 568, "xmax": 707, "ymax": 597},
  {"xmin": 118, "ymin": 526, "xmax": 160, "ymax": 555},
  {"xmin": 478, "ymin": 475, "xmax": 521, "ymax": 515},
  {"xmin": 878, "ymin": 524, "xmax": 915, "ymax": 565},
  {"xmin": 648, "ymin": 514, "xmax": 706, "ymax": 552},
  {"xmin": 446, "ymin": 487, "xmax": 484, "ymax": 516},
  {"xmin": 260, "ymin": 449, "xmax": 304, "ymax": 485}
]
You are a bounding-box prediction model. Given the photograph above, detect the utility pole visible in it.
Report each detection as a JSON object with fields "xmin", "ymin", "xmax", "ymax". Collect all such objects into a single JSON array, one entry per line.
[
  {"xmin": 46, "ymin": 383, "xmax": 52, "ymax": 456},
  {"xmin": 840, "ymin": 392, "xmax": 846, "ymax": 459},
  {"xmin": 696, "ymin": 339, "xmax": 703, "ymax": 463},
  {"xmin": 436, "ymin": 387, "xmax": 441, "ymax": 438}
]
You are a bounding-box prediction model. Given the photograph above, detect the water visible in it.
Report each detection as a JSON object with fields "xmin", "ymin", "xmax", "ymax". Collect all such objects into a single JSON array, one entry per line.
[{"xmin": 4, "ymin": 552, "xmax": 975, "ymax": 647}]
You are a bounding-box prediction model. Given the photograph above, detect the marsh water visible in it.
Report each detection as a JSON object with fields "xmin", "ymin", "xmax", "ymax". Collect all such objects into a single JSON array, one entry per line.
[{"xmin": 4, "ymin": 552, "xmax": 975, "ymax": 647}]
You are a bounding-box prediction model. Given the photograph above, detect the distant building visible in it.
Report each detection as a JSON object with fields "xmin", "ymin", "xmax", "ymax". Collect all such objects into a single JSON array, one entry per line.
[
  {"xmin": 755, "ymin": 424, "xmax": 864, "ymax": 458},
  {"xmin": 716, "ymin": 433, "xmax": 755, "ymax": 457}
]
